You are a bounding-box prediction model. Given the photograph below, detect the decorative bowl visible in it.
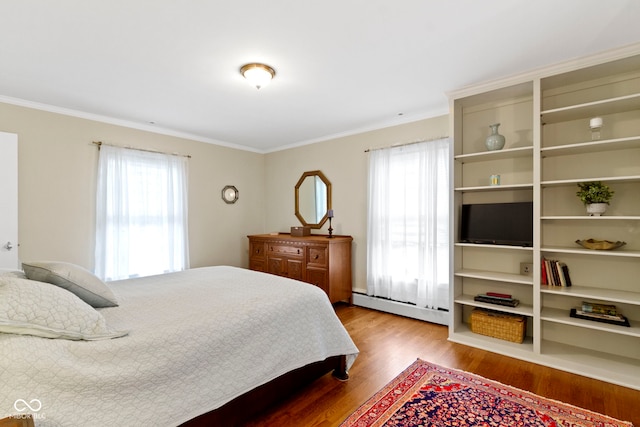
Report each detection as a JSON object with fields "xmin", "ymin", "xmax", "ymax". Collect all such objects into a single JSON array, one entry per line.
[{"xmin": 575, "ymin": 239, "xmax": 626, "ymax": 250}]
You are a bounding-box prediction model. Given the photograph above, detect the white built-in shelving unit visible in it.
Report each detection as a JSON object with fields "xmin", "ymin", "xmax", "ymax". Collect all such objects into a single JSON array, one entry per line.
[{"xmin": 449, "ymin": 44, "xmax": 640, "ymax": 391}]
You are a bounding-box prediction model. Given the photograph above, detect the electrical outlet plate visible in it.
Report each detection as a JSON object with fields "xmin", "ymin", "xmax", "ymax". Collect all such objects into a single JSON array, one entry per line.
[{"xmin": 520, "ymin": 262, "xmax": 533, "ymax": 276}]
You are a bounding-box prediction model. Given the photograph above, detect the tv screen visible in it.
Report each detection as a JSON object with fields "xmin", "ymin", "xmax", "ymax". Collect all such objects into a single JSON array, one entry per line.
[{"xmin": 460, "ymin": 202, "xmax": 533, "ymax": 247}]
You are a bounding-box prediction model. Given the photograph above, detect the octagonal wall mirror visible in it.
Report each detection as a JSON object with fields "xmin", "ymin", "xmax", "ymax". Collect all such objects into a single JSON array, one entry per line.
[{"xmin": 295, "ymin": 170, "xmax": 332, "ymax": 229}]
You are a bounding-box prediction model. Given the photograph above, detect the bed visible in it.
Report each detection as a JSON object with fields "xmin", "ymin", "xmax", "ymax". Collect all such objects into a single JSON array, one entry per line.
[{"xmin": 0, "ymin": 264, "xmax": 359, "ymax": 426}]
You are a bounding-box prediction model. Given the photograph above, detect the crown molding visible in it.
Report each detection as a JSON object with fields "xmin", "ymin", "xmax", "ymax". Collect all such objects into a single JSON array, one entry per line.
[{"xmin": 0, "ymin": 94, "xmax": 263, "ymax": 153}]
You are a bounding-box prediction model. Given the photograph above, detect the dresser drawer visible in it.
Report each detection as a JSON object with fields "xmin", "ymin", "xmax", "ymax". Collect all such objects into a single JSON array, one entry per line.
[
  {"xmin": 268, "ymin": 244, "xmax": 304, "ymax": 258},
  {"xmin": 249, "ymin": 259, "xmax": 265, "ymax": 272},
  {"xmin": 250, "ymin": 241, "xmax": 266, "ymax": 260},
  {"xmin": 307, "ymin": 246, "xmax": 328, "ymax": 267},
  {"xmin": 307, "ymin": 267, "xmax": 328, "ymax": 294},
  {"xmin": 248, "ymin": 234, "xmax": 353, "ymax": 304}
]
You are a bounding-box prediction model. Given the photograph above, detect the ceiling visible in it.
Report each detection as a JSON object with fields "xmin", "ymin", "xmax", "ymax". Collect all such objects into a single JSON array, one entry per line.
[{"xmin": 1, "ymin": 1, "xmax": 640, "ymax": 153}]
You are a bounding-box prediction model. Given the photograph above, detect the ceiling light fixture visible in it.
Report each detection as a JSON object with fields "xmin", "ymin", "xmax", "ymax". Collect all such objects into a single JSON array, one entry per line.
[{"xmin": 240, "ymin": 63, "xmax": 276, "ymax": 89}]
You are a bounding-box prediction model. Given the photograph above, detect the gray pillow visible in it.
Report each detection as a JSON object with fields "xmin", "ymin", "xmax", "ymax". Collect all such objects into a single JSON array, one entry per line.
[
  {"xmin": 0, "ymin": 276, "xmax": 128, "ymax": 341},
  {"xmin": 22, "ymin": 261, "xmax": 118, "ymax": 308}
]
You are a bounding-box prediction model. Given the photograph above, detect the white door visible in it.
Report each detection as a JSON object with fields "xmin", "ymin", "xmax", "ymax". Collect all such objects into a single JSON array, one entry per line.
[{"xmin": 0, "ymin": 132, "xmax": 18, "ymax": 269}]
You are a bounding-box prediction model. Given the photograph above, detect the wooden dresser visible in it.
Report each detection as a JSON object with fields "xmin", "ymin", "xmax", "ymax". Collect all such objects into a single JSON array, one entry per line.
[{"xmin": 247, "ymin": 233, "xmax": 353, "ymax": 304}]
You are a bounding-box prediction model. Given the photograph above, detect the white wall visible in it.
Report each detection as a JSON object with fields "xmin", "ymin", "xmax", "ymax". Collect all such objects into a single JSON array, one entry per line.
[
  {"xmin": 0, "ymin": 102, "xmax": 266, "ymax": 271},
  {"xmin": 0, "ymin": 99, "xmax": 449, "ymax": 292},
  {"xmin": 264, "ymin": 115, "xmax": 449, "ymax": 293}
]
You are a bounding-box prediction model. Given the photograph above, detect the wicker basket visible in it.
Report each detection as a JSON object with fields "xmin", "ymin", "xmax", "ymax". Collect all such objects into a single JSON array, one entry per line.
[{"xmin": 470, "ymin": 308, "xmax": 526, "ymax": 343}]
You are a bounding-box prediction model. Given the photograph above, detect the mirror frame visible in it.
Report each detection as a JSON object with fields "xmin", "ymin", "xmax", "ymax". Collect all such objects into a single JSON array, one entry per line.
[
  {"xmin": 221, "ymin": 185, "xmax": 239, "ymax": 204},
  {"xmin": 294, "ymin": 170, "xmax": 332, "ymax": 229}
]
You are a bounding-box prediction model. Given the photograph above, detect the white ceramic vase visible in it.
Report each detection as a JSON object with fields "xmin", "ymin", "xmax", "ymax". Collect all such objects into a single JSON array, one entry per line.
[
  {"xmin": 586, "ymin": 203, "xmax": 607, "ymax": 216},
  {"xmin": 485, "ymin": 123, "xmax": 506, "ymax": 151}
]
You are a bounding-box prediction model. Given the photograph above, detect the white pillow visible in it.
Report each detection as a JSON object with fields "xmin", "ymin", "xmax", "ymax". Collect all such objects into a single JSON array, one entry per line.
[
  {"xmin": 0, "ymin": 276, "xmax": 128, "ymax": 341},
  {"xmin": 0, "ymin": 268, "xmax": 26, "ymax": 279},
  {"xmin": 22, "ymin": 261, "xmax": 118, "ymax": 308}
]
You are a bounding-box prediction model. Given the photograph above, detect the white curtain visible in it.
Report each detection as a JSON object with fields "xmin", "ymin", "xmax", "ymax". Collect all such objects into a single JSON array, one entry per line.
[
  {"xmin": 366, "ymin": 138, "xmax": 450, "ymax": 310},
  {"xmin": 95, "ymin": 145, "xmax": 189, "ymax": 281}
]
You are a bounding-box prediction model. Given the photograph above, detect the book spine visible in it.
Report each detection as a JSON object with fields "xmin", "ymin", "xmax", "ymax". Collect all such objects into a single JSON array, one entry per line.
[
  {"xmin": 560, "ymin": 263, "xmax": 572, "ymax": 287},
  {"xmin": 474, "ymin": 295, "xmax": 519, "ymax": 307},
  {"xmin": 544, "ymin": 259, "xmax": 554, "ymax": 286},
  {"xmin": 556, "ymin": 261, "xmax": 566, "ymax": 287},
  {"xmin": 486, "ymin": 292, "xmax": 512, "ymax": 299},
  {"xmin": 550, "ymin": 259, "xmax": 560, "ymax": 286},
  {"xmin": 575, "ymin": 309, "xmax": 624, "ymax": 321}
]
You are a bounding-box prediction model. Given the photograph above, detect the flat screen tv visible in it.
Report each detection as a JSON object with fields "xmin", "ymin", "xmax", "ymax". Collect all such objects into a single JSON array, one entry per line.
[{"xmin": 460, "ymin": 202, "xmax": 533, "ymax": 247}]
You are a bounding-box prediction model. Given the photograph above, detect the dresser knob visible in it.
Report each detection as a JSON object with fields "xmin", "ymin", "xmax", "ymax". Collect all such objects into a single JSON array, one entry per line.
[{"xmin": 314, "ymin": 254, "xmax": 319, "ymax": 259}]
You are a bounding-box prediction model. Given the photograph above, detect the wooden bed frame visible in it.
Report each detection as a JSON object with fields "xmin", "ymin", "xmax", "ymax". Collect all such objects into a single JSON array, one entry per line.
[{"xmin": 181, "ymin": 355, "xmax": 348, "ymax": 426}]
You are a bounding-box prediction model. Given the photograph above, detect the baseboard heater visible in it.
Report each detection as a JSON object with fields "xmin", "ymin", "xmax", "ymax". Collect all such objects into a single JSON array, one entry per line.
[{"xmin": 352, "ymin": 293, "xmax": 449, "ymax": 326}]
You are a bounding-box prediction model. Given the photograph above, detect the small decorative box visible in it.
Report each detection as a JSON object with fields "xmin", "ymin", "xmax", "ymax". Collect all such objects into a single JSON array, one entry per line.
[{"xmin": 291, "ymin": 226, "xmax": 311, "ymax": 237}]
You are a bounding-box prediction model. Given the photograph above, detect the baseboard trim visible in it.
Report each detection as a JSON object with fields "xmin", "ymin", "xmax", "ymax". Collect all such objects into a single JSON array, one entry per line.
[{"xmin": 352, "ymin": 293, "xmax": 449, "ymax": 326}]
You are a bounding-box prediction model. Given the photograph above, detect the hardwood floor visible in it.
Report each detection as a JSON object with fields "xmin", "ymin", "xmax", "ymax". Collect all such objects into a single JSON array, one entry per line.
[{"xmin": 247, "ymin": 304, "xmax": 640, "ymax": 426}]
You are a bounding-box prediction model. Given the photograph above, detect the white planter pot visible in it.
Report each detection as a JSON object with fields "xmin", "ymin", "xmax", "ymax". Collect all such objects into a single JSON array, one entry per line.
[{"xmin": 586, "ymin": 203, "xmax": 608, "ymax": 216}]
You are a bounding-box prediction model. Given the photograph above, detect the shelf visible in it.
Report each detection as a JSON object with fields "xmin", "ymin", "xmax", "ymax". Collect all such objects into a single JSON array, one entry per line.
[
  {"xmin": 453, "ymin": 81, "xmax": 533, "ymax": 109},
  {"xmin": 541, "ymin": 136, "xmax": 640, "ymax": 157},
  {"xmin": 455, "ymin": 269, "xmax": 533, "ymax": 285},
  {"xmin": 541, "ymin": 175, "xmax": 640, "ymax": 187},
  {"xmin": 540, "ymin": 340, "xmax": 640, "ymax": 391},
  {"xmin": 541, "ymin": 307, "xmax": 640, "ymax": 338},
  {"xmin": 455, "ymin": 242, "xmax": 533, "ymax": 251},
  {"xmin": 451, "ymin": 49, "xmax": 640, "ymax": 391},
  {"xmin": 541, "ymin": 92, "xmax": 640, "ymax": 124},
  {"xmin": 455, "ymin": 146, "xmax": 533, "ymax": 163},
  {"xmin": 455, "ymin": 183, "xmax": 533, "ymax": 192},
  {"xmin": 455, "ymin": 294, "xmax": 533, "ymax": 317},
  {"xmin": 541, "ymin": 215, "xmax": 640, "ymax": 220},
  {"xmin": 449, "ymin": 326, "xmax": 534, "ymax": 356},
  {"xmin": 542, "ymin": 245, "xmax": 640, "ymax": 258},
  {"xmin": 541, "ymin": 285, "xmax": 640, "ymax": 306}
]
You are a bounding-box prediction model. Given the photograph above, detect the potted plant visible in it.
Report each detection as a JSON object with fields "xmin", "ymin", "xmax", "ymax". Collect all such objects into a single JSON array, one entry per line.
[{"xmin": 576, "ymin": 181, "xmax": 614, "ymax": 216}]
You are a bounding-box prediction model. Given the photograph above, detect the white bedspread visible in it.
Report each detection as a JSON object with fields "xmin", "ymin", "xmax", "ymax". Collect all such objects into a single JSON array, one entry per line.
[{"xmin": 0, "ymin": 266, "xmax": 359, "ymax": 426}]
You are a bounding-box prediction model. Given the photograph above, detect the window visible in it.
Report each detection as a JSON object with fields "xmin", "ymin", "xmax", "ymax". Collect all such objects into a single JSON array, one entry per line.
[
  {"xmin": 367, "ymin": 138, "xmax": 450, "ymax": 310},
  {"xmin": 95, "ymin": 145, "xmax": 189, "ymax": 281}
]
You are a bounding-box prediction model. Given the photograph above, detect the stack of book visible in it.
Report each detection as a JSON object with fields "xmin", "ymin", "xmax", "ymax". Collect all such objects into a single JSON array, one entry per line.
[
  {"xmin": 570, "ymin": 301, "xmax": 630, "ymax": 327},
  {"xmin": 474, "ymin": 292, "xmax": 520, "ymax": 307},
  {"xmin": 541, "ymin": 258, "xmax": 572, "ymax": 287}
]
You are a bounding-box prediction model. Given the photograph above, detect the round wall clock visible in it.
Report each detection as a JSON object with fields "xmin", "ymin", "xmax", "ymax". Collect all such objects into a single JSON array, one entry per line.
[{"xmin": 221, "ymin": 185, "xmax": 239, "ymax": 204}]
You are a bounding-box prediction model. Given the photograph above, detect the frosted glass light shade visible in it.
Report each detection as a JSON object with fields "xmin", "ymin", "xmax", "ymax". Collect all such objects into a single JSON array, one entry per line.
[{"xmin": 240, "ymin": 63, "xmax": 275, "ymax": 89}]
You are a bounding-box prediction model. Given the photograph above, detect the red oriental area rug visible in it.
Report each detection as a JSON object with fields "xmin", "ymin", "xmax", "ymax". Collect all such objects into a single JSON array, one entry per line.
[{"xmin": 341, "ymin": 359, "xmax": 633, "ymax": 427}]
